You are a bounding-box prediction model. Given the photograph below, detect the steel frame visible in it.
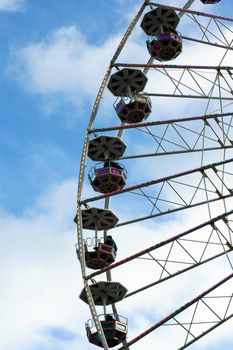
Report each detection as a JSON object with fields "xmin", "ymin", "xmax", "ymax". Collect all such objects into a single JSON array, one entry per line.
[
  {"xmin": 117, "ymin": 272, "xmax": 233, "ymax": 350},
  {"xmin": 76, "ymin": 1, "xmax": 233, "ymax": 349},
  {"xmin": 90, "ymin": 112, "xmax": 233, "ymax": 160}
]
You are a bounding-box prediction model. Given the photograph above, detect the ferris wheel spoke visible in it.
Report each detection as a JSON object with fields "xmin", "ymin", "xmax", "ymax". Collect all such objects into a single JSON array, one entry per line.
[
  {"xmin": 118, "ymin": 147, "xmax": 233, "ymax": 161},
  {"xmin": 181, "ymin": 35, "xmax": 233, "ymax": 51},
  {"xmin": 90, "ymin": 113, "xmax": 233, "ymax": 160},
  {"xmin": 176, "ymin": 313, "xmax": 233, "ymax": 350},
  {"xmin": 91, "ymin": 112, "xmax": 233, "ymax": 133},
  {"xmin": 97, "ymin": 252, "xmax": 231, "ymax": 301},
  {"xmin": 86, "ymin": 210, "xmax": 233, "ymax": 282},
  {"xmin": 117, "ymin": 272, "xmax": 233, "ymax": 350},
  {"xmin": 87, "ymin": 226, "xmax": 233, "ymax": 298},
  {"xmin": 185, "ymin": 14, "xmax": 231, "ymax": 47},
  {"xmin": 113, "ymin": 64, "xmax": 233, "ymax": 100},
  {"xmin": 81, "ymin": 159, "xmax": 233, "ymax": 227}
]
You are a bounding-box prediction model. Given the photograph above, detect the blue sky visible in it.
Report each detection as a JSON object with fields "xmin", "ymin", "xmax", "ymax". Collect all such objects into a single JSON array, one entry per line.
[
  {"xmin": 1, "ymin": 0, "xmax": 233, "ymax": 349},
  {"xmin": 0, "ymin": 0, "xmax": 128, "ymax": 214}
]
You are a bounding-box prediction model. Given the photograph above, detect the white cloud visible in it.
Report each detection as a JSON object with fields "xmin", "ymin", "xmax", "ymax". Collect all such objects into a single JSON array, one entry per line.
[
  {"xmin": 10, "ymin": 14, "xmax": 233, "ymax": 120},
  {"xmin": 8, "ymin": 24, "xmax": 148, "ymax": 119},
  {"xmin": 0, "ymin": 179, "xmax": 91, "ymax": 350},
  {"xmin": 0, "ymin": 0, "xmax": 24, "ymax": 11},
  {"xmin": 10, "ymin": 26, "xmax": 120, "ymax": 109},
  {"xmin": 1, "ymin": 178, "xmax": 232, "ymax": 350}
]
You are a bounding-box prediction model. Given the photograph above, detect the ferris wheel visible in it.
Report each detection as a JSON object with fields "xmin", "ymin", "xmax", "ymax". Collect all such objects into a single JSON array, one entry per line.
[{"xmin": 76, "ymin": 1, "xmax": 233, "ymax": 349}]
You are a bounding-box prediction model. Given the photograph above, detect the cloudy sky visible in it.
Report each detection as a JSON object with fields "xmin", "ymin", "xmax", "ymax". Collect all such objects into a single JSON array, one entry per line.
[{"xmin": 1, "ymin": 0, "xmax": 233, "ymax": 350}]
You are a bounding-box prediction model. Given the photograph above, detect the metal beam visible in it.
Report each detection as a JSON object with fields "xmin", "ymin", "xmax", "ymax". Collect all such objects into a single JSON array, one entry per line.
[
  {"xmin": 80, "ymin": 157, "xmax": 233, "ymax": 205},
  {"xmin": 90, "ymin": 112, "xmax": 233, "ymax": 133},
  {"xmin": 117, "ymin": 272, "xmax": 233, "ymax": 350},
  {"xmin": 181, "ymin": 35, "xmax": 233, "ymax": 51},
  {"xmin": 86, "ymin": 210, "xmax": 233, "ymax": 280},
  {"xmin": 116, "ymin": 194, "xmax": 233, "ymax": 228},
  {"xmin": 177, "ymin": 313, "xmax": 233, "ymax": 350},
  {"xmin": 146, "ymin": 93, "xmax": 233, "ymax": 100},
  {"xmin": 114, "ymin": 63, "xmax": 233, "ymax": 70},
  {"xmin": 119, "ymin": 146, "xmax": 233, "ymax": 161}
]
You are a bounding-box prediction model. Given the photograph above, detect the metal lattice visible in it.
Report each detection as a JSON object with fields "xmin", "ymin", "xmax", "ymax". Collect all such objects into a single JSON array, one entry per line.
[{"xmin": 76, "ymin": 1, "xmax": 233, "ymax": 349}]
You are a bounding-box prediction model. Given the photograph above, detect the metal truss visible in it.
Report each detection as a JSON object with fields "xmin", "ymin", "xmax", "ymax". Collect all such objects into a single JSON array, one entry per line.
[
  {"xmin": 81, "ymin": 158, "xmax": 233, "ymax": 227},
  {"xmin": 86, "ymin": 210, "xmax": 233, "ymax": 293},
  {"xmin": 117, "ymin": 272, "xmax": 233, "ymax": 350},
  {"xmin": 91, "ymin": 112, "xmax": 233, "ymax": 160},
  {"xmin": 113, "ymin": 64, "xmax": 233, "ymax": 101}
]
